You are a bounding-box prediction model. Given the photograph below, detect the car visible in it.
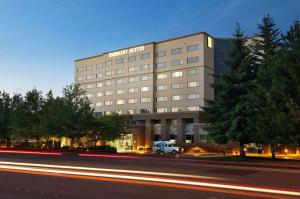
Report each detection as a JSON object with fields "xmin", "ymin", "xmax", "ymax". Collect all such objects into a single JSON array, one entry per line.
[{"xmin": 152, "ymin": 141, "xmax": 183, "ymax": 154}]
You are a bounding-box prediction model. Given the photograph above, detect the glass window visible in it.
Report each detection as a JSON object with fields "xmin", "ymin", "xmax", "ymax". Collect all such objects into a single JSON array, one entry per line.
[
  {"xmin": 128, "ymin": 66, "xmax": 137, "ymax": 72},
  {"xmin": 116, "ymin": 89, "xmax": 125, "ymax": 95},
  {"xmin": 116, "ymin": 100, "xmax": 125, "ymax": 105},
  {"xmin": 128, "ymin": 98, "xmax": 137, "ymax": 104},
  {"xmin": 188, "ymin": 81, "xmax": 198, "ymax": 87},
  {"xmin": 171, "ymin": 83, "xmax": 182, "ymax": 89},
  {"xmin": 96, "ymin": 82, "xmax": 103, "ymax": 88},
  {"xmin": 77, "ymin": 67, "xmax": 84, "ymax": 72},
  {"xmin": 105, "ymin": 60, "xmax": 113, "ymax": 66},
  {"xmin": 141, "ymin": 97, "xmax": 150, "ymax": 103},
  {"xmin": 141, "ymin": 53, "xmax": 150, "ymax": 59},
  {"xmin": 105, "ymin": 91, "xmax": 113, "ymax": 96},
  {"xmin": 141, "ymin": 86, "xmax": 150, "ymax": 92},
  {"xmin": 128, "ymin": 88, "xmax": 137, "ymax": 93},
  {"xmin": 187, "ymin": 69, "xmax": 198, "ymax": 76},
  {"xmin": 96, "ymin": 92, "xmax": 103, "ymax": 97},
  {"xmin": 116, "ymin": 58, "xmax": 124, "ymax": 64},
  {"xmin": 105, "ymin": 80, "xmax": 113, "ymax": 86},
  {"xmin": 116, "ymin": 79, "xmax": 124, "ymax": 85},
  {"xmin": 156, "ymin": 51, "xmax": 166, "ymax": 57},
  {"xmin": 188, "ymin": 106, "xmax": 200, "ymax": 111},
  {"xmin": 208, "ymin": 36, "xmax": 213, "ymax": 48},
  {"xmin": 104, "ymin": 101, "xmax": 113, "ymax": 106},
  {"xmin": 157, "ymin": 96, "xmax": 167, "ymax": 102},
  {"xmin": 187, "ymin": 56, "xmax": 199, "ymax": 64},
  {"xmin": 172, "ymin": 107, "xmax": 184, "ymax": 112},
  {"xmin": 188, "ymin": 93, "xmax": 199, "ymax": 100},
  {"xmin": 187, "ymin": 44, "xmax": 198, "ymax": 52},
  {"xmin": 171, "ymin": 60, "xmax": 183, "ymax": 66},
  {"xmin": 96, "ymin": 102, "xmax": 102, "ymax": 107},
  {"xmin": 140, "ymin": 64, "xmax": 150, "ymax": 70},
  {"xmin": 140, "ymin": 75, "xmax": 150, "ymax": 81},
  {"xmin": 157, "ymin": 85, "xmax": 167, "ymax": 91},
  {"xmin": 157, "ymin": 108, "xmax": 167, "ymax": 113},
  {"xmin": 86, "ymin": 84, "xmax": 93, "ymax": 89},
  {"xmin": 96, "ymin": 73, "xmax": 103, "ymax": 78},
  {"xmin": 78, "ymin": 76, "xmax": 83, "ymax": 81},
  {"xmin": 116, "ymin": 68, "xmax": 124, "ymax": 74},
  {"xmin": 86, "ymin": 75, "xmax": 93, "ymax": 80},
  {"xmin": 127, "ymin": 110, "xmax": 134, "ymax": 114},
  {"xmin": 171, "ymin": 71, "xmax": 183, "ymax": 78},
  {"xmin": 171, "ymin": 48, "xmax": 182, "ymax": 55},
  {"xmin": 105, "ymin": 70, "xmax": 113, "ymax": 76},
  {"xmin": 157, "ymin": 73, "xmax": 167, "ymax": 80},
  {"xmin": 128, "ymin": 55, "xmax": 137, "ymax": 62},
  {"xmin": 96, "ymin": 63, "xmax": 103, "ymax": 69},
  {"xmin": 86, "ymin": 93, "xmax": 93, "ymax": 98},
  {"xmin": 86, "ymin": 65, "xmax": 93, "ymax": 71},
  {"xmin": 128, "ymin": 76, "xmax": 138, "ymax": 83},
  {"xmin": 172, "ymin": 95, "xmax": 181, "ymax": 101},
  {"xmin": 156, "ymin": 62, "xmax": 166, "ymax": 69}
]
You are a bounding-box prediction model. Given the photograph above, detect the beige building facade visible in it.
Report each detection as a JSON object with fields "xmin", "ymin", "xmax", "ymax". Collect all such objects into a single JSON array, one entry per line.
[{"xmin": 75, "ymin": 32, "xmax": 220, "ymax": 150}]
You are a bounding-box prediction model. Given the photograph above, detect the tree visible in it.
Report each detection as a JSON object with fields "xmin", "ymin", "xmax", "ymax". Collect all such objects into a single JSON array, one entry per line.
[
  {"xmin": 250, "ymin": 15, "xmax": 291, "ymax": 159},
  {"xmin": 61, "ymin": 84, "xmax": 94, "ymax": 148},
  {"xmin": 0, "ymin": 91, "xmax": 12, "ymax": 147},
  {"xmin": 204, "ymin": 24, "xmax": 257, "ymax": 157}
]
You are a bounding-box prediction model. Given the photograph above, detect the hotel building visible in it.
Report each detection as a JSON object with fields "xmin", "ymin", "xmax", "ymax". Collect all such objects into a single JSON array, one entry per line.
[{"xmin": 74, "ymin": 32, "xmax": 230, "ymax": 150}]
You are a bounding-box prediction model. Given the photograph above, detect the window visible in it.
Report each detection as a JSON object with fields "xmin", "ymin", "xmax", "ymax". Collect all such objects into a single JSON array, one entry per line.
[
  {"xmin": 140, "ymin": 75, "xmax": 149, "ymax": 81},
  {"xmin": 157, "ymin": 96, "xmax": 167, "ymax": 102},
  {"xmin": 171, "ymin": 59, "xmax": 183, "ymax": 66},
  {"xmin": 78, "ymin": 76, "xmax": 83, "ymax": 81},
  {"xmin": 140, "ymin": 108, "xmax": 150, "ymax": 113},
  {"xmin": 141, "ymin": 53, "xmax": 150, "ymax": 59},
  {"xmin": 187, "ymin": 44, "xmax": 198, "ymax": 52},
  {"xmin": 188, "ymin": 93, "xmax": 199, "ymax": 100},
  {"xmin": 86, "ymin": 94, "xmax": 93, "ymax": 98},
  {"xmin": 187, "ymin": 56, "xmax": 199, "ymax": 64},
  {"xmin": 96, "ymin": 82, "xmax": 103, "ymax": 88},
  {"xmin": 172, "ymin": 95, "xmax": 181, "ymax": 101},
  {"xmin": 140, "ymin": 64, "xmax": 149, "ymax": 70},
  {"xmin": 141, "ymin": 98, "xmax": 150, "ymax": 103},
  {"xmin": 157, "ymin": 73, "xmax": 167, "ymax": 80},
  {"xmin": 116, "ymin": 89, "xmax": 125, "ymax": 95},
  {"xmin": 208, "ymin": 36, "xmax": 213, "ymax": 48},
  {"xmin": 156, "ymin": 62, "xmax": 166, "ymax": 69},
  {"xmin": 86, "ymin": 75, "xmax": 93, "ymax": 80},
  {"xmin": 157, "ymin": 85, "xmax": 167, "ymax": 91},
  {"xmin": 156, "ymin": 51, "xmax": 166, "ymax": 57},
  {"xmin": 171, "ymin": 48, "xmax": 182, "ymax": 55},
  {"xmin": 104, "ymin": 101, "xmax": 113, "ymax": 106},
  {"xmin": 116, "ymin": 58, "xmax": 124, "ymax": 64},
  {"xmin": 96, "ymin": 102, "xmax": 102, "ymax": 107},
  {"xmin": 157, "ymin": 108, "xmax": 167, "ymax": 113},
  {"xmin": 105, "ymin": 91, "xmax": 113, "ymax": 96},
  {"xmin": 171, "ymin": 71, "xmax": 183, "ymax": 78},
  {"xmin": 171, "ymin": 83, "xmax": 182, "ymax": 89},
  {"xmin": 105, "ymin": 80, "xmax": 113, "ymax": 86},
  {"xmin": 77, "ymin": 67, "xmax": 84, "ymax": 72},
  {"xmin": 105, "ymin": 70, "xmax": 113, "ymax": 76},
  {"xmin": 96, "ymin": 73, "xmax": 103, "ymax": 78},
  {"xmin": 187, "ymin": 69, "xmax": 198, "ymax": 76},
  {"xmin": 188, "ymin": 106, "xmax": 200, "ymax": 111},
  {"xmin": 172, "ymin": 107, "xmax": 184, "ymax": 112},
  {"xmin": 116, "ymin": 100, "xmax": 125, "ymax": 105},
  {"xmin": 128, "ymin": 55, "xmax": 136, "ymax": 62},
  {"xmin": 128, "ymin": 88, "xmax": 138, "ymax": 93},
  {"xmin": 128, "ymin": 98, "xmax": 137, "ymax": 104},
  {"xmin": 116, "ymin": 68, "xmax": 124, "ymax": 74},
  {"xmin": 127, "ymin": 110, "xmax": 134, "ymax": 114},
  {"xmin": 128, "ymin": 66, "xmax": 137, "ymax": 72},
  {"xmin": 86, "ymin": 84, "xmax": 93, "ymax": 89},
  {"xmin": 96, "ymin": 92, "xmax": 103, "ymax": 97},
  {"xmin": 116, "ymin": 78, "xmax": 124, "ymax": 84},
  {"xmin": 96, "ymin": 63, "xmax": 103, "ymax": 69},
  {"xmin": 86, "ymin": 65, "xmax": 93, "ymax": 71},
  {"xmin": 105, "ymin": 60, "xmax": 112, "ymax": 66},
  {"xmin": 128, "ymin": 76, "xmax": 138, "ymax": 83},
  {"xmin": 188, "ymin": 81, "xmax": 198, "ymax": 87},
  {"xmin": 141, "ymin": 86, "xmax": 150, "ymax": 92}
]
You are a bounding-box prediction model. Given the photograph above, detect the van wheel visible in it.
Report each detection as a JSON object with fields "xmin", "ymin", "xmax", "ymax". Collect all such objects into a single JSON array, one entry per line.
[
  {"xmin": 156, "ymin": 150, "xmax": 161, "ymax": 154},
  {"xmin": 172, "ymin": 150, "xmax": 177, "ymax": 155}
]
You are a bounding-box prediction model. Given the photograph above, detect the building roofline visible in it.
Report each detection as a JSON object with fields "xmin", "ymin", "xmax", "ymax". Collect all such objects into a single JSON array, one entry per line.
[{"xmin": 74, "ymin": 31, "xmax": 211, "ymax": 62}]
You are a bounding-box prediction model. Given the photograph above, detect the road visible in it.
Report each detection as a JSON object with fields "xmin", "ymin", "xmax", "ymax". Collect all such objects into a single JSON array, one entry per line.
[{"xmin": 0, "ymin": 152, "xmax": 299, "ymax": 199}]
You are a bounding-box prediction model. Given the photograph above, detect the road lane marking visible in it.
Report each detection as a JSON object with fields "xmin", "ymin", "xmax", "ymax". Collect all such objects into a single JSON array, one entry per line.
[{"xmin": 0, "ymin": 164, "xmax": 299, "ymax": 197}]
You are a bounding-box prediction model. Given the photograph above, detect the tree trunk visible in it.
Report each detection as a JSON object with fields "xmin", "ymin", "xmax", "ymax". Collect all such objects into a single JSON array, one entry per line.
[
  {"xmin": 271, "ymin": 144, "xmax": 276, "ymax": 159},
  {"xmin": 6, "ymin": 137, "xmax": 11, "ymax": 148},
  {"xmin": 69, "ymin": 138, "xmax": 74, "ymax": 149},
  {"xmin": 239, "ymin": 141, "xmax": 246, "ymax": 157}
]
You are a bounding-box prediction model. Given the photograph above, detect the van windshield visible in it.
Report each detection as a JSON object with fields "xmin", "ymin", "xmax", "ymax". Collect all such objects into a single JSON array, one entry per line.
[{"xmin": 172, "ymin": 144, "xmax": 178, "ymax": 147}]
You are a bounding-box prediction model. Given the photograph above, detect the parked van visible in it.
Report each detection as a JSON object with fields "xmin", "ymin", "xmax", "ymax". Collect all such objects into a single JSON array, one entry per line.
[{"xmin": 152, "ymin": 141, "xmax": 183, "ymax": 154}]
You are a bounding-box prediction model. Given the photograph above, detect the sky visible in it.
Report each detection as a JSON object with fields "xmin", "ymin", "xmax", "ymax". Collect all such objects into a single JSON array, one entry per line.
[{"xmin": 0, "ymin": 0, "xmax": 299, "ymax": 96}]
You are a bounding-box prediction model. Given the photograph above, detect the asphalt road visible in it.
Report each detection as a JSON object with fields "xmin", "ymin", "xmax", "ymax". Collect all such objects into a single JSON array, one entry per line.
[{"xmin": 0, "ymin": 152, "xmax": 299, "ymax": 199}]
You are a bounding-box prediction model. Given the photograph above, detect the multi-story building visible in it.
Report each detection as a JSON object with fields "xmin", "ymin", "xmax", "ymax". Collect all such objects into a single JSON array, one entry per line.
[{"xmin": 74, "ymin": 32, "xmax": 230, "ymax": 151}]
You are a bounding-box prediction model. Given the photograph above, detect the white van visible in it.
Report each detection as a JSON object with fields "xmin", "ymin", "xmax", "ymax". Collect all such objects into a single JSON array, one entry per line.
[{"xmin": 152, "ymin": 141, "xmax": 183, "ymax": 154}]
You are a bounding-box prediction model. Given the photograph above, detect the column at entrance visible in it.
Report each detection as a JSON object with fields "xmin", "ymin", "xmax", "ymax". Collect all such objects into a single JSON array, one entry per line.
[
  {"xmin": 193, "ymin": 117, "xmax": 200, "ymax": 144},
  {"xmin": 160, "ymin": 119, "xmax": 167, "ymax": 141},
  {"xmin": 176, "ymin": 118, "xmax": 183, "ymax": 145},
  {"xmin": 145, "ymin": 119, "xmax": 152, "ymax": 148}
]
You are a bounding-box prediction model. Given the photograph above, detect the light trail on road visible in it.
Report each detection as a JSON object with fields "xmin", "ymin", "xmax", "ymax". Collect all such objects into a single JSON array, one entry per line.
[
  {"xmin": 0, "ymin": 161, "xmax": 299, "ymax": 197},
  {"xmin": 0, "ymin": 150, "xmax": 62, "ymax": 155}
]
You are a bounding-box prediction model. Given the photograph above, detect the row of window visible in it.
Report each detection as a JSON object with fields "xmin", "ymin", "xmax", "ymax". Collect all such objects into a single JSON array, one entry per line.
[{"xmin": 77, "ymin": 44, "xmax": 199, "ymax": 72}]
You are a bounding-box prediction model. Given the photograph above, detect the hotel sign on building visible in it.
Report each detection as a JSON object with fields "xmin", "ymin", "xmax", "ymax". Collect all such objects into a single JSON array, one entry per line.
[{"xmin": 108, "ymin": 46, "xmax": 145, "ymax": 58}]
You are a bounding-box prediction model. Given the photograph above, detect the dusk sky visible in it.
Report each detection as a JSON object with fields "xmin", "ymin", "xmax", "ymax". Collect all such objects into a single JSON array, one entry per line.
[{"xmin": 0, "ymin": 0, "xmax": 299, "ymax": 96}]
